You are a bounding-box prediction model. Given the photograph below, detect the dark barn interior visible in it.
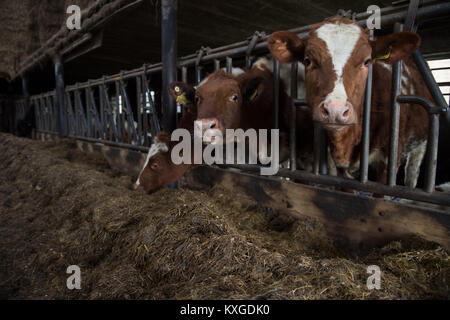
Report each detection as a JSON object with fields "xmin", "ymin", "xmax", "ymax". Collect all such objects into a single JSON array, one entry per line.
[
  {"xmin": 0, "ymin": 0, "xmax": 449, "ymax": 301},
  {"xmin": 1, "ymin": 0, "xmax": 449, "ymax": 93}
]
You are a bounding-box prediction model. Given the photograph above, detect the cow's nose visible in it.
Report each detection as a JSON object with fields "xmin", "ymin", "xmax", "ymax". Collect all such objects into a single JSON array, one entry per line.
[
  {"xmin": 196, "ymin": 118, "xmax": 219, "ymax": 131},
  {"xmin": 321, "ymin": 101, "xmax": 351, "ymax": 124}
]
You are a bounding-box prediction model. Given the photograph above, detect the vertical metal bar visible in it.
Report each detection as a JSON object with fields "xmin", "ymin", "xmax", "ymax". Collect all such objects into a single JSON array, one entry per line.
[
  {"xmin": 136, "ymin": 76, "xmax": 143, "ymax": 146},
  {"xmin": 102, "ymin": 84, "xmax": 119, "ymax": 142},
  {"xmin": 214, "ymin": 59, "xmax": 220, "ymax": 71},
  {"xmin": 69, "ymin": 92, "xmax": 77, "ymax": 136},
  {"xmin": 195, "ymin": 66, "xmax": 202, "ymax": 85},
  {"xmin": 33, "ymin": 98, "xmax": 41, "ymax": 132},
  {"xmin": 88, "ymin": 85, "xmax": 103, "ymax": 138},
  {"xmin": 246, "ymin": 56, "xmax": 252, "ymax": 70},
  {"xmin": 75, "ymin": 89, "xmax": 88, "ymax": 137},
  {"xmin": 54, "ymin": 94, "xmax": 59, "ymax": 133},
  {"xmin": 21, "ymin": 75, "xmax": 30, "ymax": 116},
  {"xmin": 73, "ymin": 91, "xmax": 81, "ymax": 136},
  {"xmin": 85, "ymin": 87, "xmax": 92, "ymax": 137},
  {"xmin": 313, "ymin": 123, "xmax": 321, "ymax": 175},
  {"xmin": 118, "ymin": 79, "xmax": 129, "ymax": 143},
  {"xmin": 319, "ymin": 131, "xmax": 328, "ymax": 175},
  {"xmin": 161, "ymin": 0, "xmax": 178, "ymax": 134},
  {"xmin": 54, "ymin": 55, "xmax": 67, "ymax": 138},
  {"xmin": 88, "ymin": 85, "xmax": 94, "ymax": 137},
  {"xmin": 143, "ymin": 73, "xmax": 161, "ymax": 136},
  {"xmin": 290, "ymin": 62, "xmax": 298, "ymax": 171},
  {"xmin": 182, "ymin": 66, "xmax": 188, "ymax": 83},
  {"xmin": 64, "ymin": 92, "xmax": 73, "ymax": 135},
  {"xmin": 36, "ymin": 98, "xmax": 42, "ymax": 131},
  {"xmin": 141, "ymin": 74, "xmax": 150, "ymax": 145},
  {"xmin": 40, "ymin": 97, "xmax": 47, "ymax": 132},
  {"xmin": 115, "ymin": 80, "xmax": 123, "ymax": 142},
  {"xmin": 99, "ymin": 84, "xmax": 105, "ymax": 139},
  {"xmin": 120, "ymin": 79, "xmax": 138, "ymax": 145},
  {"xmin": 41, "ymin": 98, "xmax": 46, "ymax": 132},
  {"xmin": 51, "ymin": 95, "xmax": 57, "ymax": 133},
  {"xmin": 45, "ymin": 96, "xmax": 50, "ymax": 132},
  {"xmin": 387, "ymin": 23, "xmax": 403, "ymax": 186},
  {"xmin": 43, "ymin": 96, "xmax": 49, "ymax": 132},
  {"xmin": 120, "ymin": 77, "xmax": 127, "ymax": 141},
  {"xmin": 272, "ymin": 59, "xmax": 280, "ymax": 130},
  {"xmin": 45, "ymin": 96, "xmax": 53, "ymax": 132},
  {"xmin": 74, "ymin": 91, "xmax": 81, "ymax": 136},
  {"xmin": 226, "ymin": 57, "xmax": 232, "ymax": 73},
  {"xmin": 424, "ymin": 114, "xmax": 439, "ymax": 192},
  {"xmin": 360, "ymin": 29, "xmax": 374, "ymax": 183}
]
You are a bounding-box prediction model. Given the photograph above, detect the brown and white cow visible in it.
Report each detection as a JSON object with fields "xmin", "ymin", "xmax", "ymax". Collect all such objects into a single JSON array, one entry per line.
[
  {"xmin": 191, "ymin": 57, "xmax": 314, "ymax": 168},
  {"xmin": 133, "ymin": 82, "xmax": 198, "ymax": 193},
  {"xmin": 134, "ymin": 60, "xmax": 314, "ymax": 193},
  {"xmin": 133, "ymin": 132, "xmax": 197, "ymax": 193},
  {"xmin": 268, "ymin": 18, "xmax": 431, "ymax": 187}
]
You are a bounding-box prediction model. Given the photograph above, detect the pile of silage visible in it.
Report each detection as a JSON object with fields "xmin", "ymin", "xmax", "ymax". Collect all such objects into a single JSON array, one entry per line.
[{"xmin": 0, "ymin": 133, "xmax": 448, "ymax": 299}]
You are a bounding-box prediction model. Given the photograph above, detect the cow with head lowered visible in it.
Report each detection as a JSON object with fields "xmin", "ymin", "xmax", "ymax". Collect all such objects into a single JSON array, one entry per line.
[
  {"xmin": 268, "ymin": 18, "xmax": 431, "ymax": 187},
  {"xmin": 133, "ymin": 82, "xmax": 197, "ymax": 193}
]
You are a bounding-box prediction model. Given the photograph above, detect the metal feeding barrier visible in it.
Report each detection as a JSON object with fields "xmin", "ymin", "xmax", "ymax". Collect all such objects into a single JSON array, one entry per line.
[{"xmin": 21, "ymin": 0, "xmax": 450, "ymax": 207}]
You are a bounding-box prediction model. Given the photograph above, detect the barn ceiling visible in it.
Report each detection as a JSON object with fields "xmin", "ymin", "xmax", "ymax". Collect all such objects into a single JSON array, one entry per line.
[
  {"xmin": 10, "ymin": 0, "xmax": 450, "ymax": 94},
  {"xmin": 63, "ymin": 0, "xmax": 394, "ymax": 84}
]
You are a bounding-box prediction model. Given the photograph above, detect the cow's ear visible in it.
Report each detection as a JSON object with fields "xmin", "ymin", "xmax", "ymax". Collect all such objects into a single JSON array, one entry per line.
[
  {"xmin": 371, "ymin": 32, "xmax": 421, "ymax": 64},
  {"xmin": 242, "ymin": 77, "xmax": 264, "ymax": 105},
  {"xmin": 168, "ymin": 81, "xmax": 196, "ymax": 106},
  {"xmin": 268, "ymin": 31, "xmax": 305, "ymax": 63}
]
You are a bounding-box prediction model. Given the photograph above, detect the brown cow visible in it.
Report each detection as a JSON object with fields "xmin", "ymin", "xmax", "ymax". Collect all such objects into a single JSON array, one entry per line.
[
  {"xmin": 134, "ymin": 60, "xmax": 314, "ymax": 193},
  {"xmin": 134, "ymin": 132, "xmax": 198, "ymax": 193},
  {"xmin": 268, "ymin": 18, "xmax": 430, "ymax": 187},
  {"xmin": 133, "ymin": 82, "xmax": 198, "ymax": 193},
  {"xmin": 192, "ymin": 58, "xmax": 313, "ymax": 168}
]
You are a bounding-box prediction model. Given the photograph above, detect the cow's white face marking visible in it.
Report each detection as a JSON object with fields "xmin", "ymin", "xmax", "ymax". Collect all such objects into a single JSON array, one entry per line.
[
  {"xmin": 316, "ymin": 22, "xmax": 361, "ymax": 102},
  {"xmin": 134, "ymin": 140, "xmax": 169, "ymax": 186}
]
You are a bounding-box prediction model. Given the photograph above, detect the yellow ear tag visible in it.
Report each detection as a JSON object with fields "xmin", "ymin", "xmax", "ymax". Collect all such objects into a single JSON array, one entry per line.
[
  {"xmin": 249, "ymin": 89, "xmax": 258, "ymax": 101},
  {"xmin": 176, "ymin": 93, "xmax": 188, "ymax": 105},
  {"xmin": 376, "ymin": 46, "xmax": 392, "ymax": 60}
]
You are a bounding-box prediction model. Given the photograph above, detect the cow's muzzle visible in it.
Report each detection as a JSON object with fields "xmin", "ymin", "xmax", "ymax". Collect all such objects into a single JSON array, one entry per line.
[
  {"xmin": 194, "ymin": 118, "xmax": 223, "ymax": 144},
  {"xmin": 317, "ymin": 100, "xmax": 356, "ymax": 126}
]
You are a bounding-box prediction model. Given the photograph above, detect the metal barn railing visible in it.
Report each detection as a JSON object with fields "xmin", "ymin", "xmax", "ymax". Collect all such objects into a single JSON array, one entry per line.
[{"xmin": 21, "ymin": 0, "xmax": 450, "ymax": 207}]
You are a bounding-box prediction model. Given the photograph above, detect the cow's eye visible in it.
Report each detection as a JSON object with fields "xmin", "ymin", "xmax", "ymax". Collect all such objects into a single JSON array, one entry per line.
[
  {"xmin": 151, "ymin": 162, "xmax": 159, "ymax": 170},
  {"xmin": 303, "ymin": 57, "xmax": 311, "ymax": 67},
  {"xmin": 195, "ymin": 96, "xmax": 201, "ymax": 104},
  {"xmin": 364, "ymin": 58, "xmax": 371, "ymax": 66},
  {"xmin": 230, "ymin": 95, "xmax": 238, "ymax": 102}
]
